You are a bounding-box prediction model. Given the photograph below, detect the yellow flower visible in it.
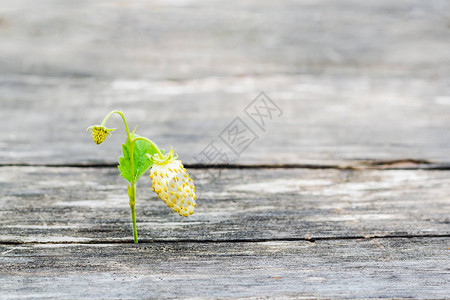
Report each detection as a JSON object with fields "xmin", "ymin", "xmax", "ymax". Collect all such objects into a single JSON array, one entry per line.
[
  {"xmin": 87, "ymin": 125, "xmax": 115, "ymax": 145},
  {"xmin": 150, "ymin": 160, "xmax": 196, "ymax": 217}
]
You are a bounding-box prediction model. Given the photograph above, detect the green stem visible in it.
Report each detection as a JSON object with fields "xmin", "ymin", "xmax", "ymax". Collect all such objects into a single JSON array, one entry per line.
[
  {"xmin": 100, "ymin": 110, "xmax": 131, "ymax": 141},
  {"xmin": 129, "ymin": 182, "xmax": 138, "ymax": 244},
  {"xmin": 101, "ymin": 110, "xmax": 138, "ymax": 243},
  {"xmin": 133, "ymin": 136, "xmax": 164, "ymax": 159},
  {"xmin": 128, "ymin": 119, "xmax": 137, "ymax": 244}
]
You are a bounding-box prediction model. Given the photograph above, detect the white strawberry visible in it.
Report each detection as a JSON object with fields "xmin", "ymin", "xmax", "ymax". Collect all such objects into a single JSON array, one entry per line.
[{"xmin": 150, "ymin": 159, "xmax": 196, "ymax": 217}]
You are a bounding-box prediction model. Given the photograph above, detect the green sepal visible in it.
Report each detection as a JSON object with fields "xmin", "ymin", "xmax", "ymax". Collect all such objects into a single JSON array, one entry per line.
[{"xmin": 118, "ymin": 135, "xmax": 161, "ymax": 183}]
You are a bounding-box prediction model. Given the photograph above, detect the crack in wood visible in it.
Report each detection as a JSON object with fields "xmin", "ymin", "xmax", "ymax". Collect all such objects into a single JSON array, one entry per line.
[
  {"xmin": 0, "ymin": 160, "xmax": 449, "ymax": 170},
  {"xmin": 2, "ymin": 234, "xmax": 449, "ymax": 245}
]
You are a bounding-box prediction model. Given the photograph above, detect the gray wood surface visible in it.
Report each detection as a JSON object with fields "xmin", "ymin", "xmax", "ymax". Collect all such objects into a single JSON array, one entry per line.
[
  {"xmin": 0, "ymin": 0, "xmax": 449, "ymax": 166},
  {"xmin": 1, "ymin": 238, "xmax": 449, "ymax": 299},
  {"xmin": 0, "ymin": 167, "xmax": 448, "ymax": 243},
  {"xmin": 2, "ymin": 0, "xmax": 449, "ymax": 78},
  {"xmin": 1, "ymin": 0, "xmax": 449, "ymax": 298},
  {"xmin": 1, "ymin": 74, "xmax": 450, "ymax": 166}
]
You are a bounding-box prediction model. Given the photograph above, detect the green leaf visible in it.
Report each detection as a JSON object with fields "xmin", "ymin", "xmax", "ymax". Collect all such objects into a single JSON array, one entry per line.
[{"xmin": 118, "ymin": 136, "xmax": 160, "ymax": 183}]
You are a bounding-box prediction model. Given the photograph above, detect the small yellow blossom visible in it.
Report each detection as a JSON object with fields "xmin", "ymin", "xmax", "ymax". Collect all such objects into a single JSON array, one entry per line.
[{"xmin": 87, "ymin": 125, "xmax": 115, "ymax": 145}]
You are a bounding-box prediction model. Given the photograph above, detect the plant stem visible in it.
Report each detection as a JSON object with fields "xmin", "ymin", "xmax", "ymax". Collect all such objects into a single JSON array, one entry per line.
[
  {"xmin": 129, "ymin": 134, "xmax": 138, "ymax": 243},
  {"xmin": 101, "ymin": 110, "xmax": 139, "ymax": 243},
  {"xmin": 100, "ymin": 110, "xmax": 144, "ymax": 244},
  {"xmin": 127, "ymin": 116, "xmax": 137, "ymax": 243},
  {"xmin": 129, "ymin": 182, "xmax": 138, "ymax": 244},
  {"xmin": 133, "ymin": 136, "xmax": 164, "ymax": 159},
  {"xmin": 100, "ymin": 110, "xmax": 131, "ymax": 141}
]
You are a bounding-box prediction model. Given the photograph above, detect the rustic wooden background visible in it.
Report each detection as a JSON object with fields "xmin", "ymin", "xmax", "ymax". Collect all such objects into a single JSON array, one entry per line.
[{"xmin": 1, "ymin": 0, "xmax": 449, "ymax": 298}]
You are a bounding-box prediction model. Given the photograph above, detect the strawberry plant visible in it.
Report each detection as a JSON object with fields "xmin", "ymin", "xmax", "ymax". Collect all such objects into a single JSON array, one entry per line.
[{"xmin": 87, "ymin": 110, "xmax": 196, "ymax": 243}]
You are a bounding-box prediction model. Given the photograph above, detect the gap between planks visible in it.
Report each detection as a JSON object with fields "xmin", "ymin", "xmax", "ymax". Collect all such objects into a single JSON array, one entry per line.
[
  {"xmin": 0, "ymin": 159, "xmax": 449, "ymax": 170},
  {"xmin": 2, "ymin": 234, "xmax": 450, "ymax": 245}
]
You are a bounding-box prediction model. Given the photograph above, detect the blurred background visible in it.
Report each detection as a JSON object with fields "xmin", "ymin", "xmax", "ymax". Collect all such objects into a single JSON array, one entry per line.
[{"xmin": 0, "ymin": 0, "xmax": 449, "ymax": 166}]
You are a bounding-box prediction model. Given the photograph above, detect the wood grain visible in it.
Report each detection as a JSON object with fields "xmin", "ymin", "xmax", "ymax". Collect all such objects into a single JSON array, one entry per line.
[
  {"xmin": 0, "ymin": 0, "xmax": 449, "ymax": 166},
  {"xmin": 1, "ymin": 238, "xmax": 449, "ymax": 298},
  {"xmin": 1, "ymin": 74, "xmax": 449, "ymax": 166},
  {"xmin": 1, "ymin": 1, "xmax": 449, "ymax": 298},
  {"xmin": 1, "ymin": 166, "xmax": 448, "ymax": 243},
  {"xmin": 0, "ymin": 0, "xmax": 449, "ymax": 78}
]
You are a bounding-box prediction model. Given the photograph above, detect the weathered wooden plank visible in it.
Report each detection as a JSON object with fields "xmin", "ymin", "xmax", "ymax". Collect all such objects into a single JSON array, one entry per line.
[
  {"xmin": 0, "ymin": 167, "xmax": 448, "ymax": 243},
  {"xmin": 0, "ymin": 0, "xmax": 449, "ymax": 166},
  {"xmin": 0, "ymin": 0, "xmax": 449, "ymax": 78},
  {"xmin": 0, "ymin": 238, "xmax": 448, "ymax": 298},
  {"xmin": 0, "ymin": 2, "xmax": 448, "ymax": 298},
  {"xmin": 0, "ymin": 74, "xmax": 449, "ymax": 166}
]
